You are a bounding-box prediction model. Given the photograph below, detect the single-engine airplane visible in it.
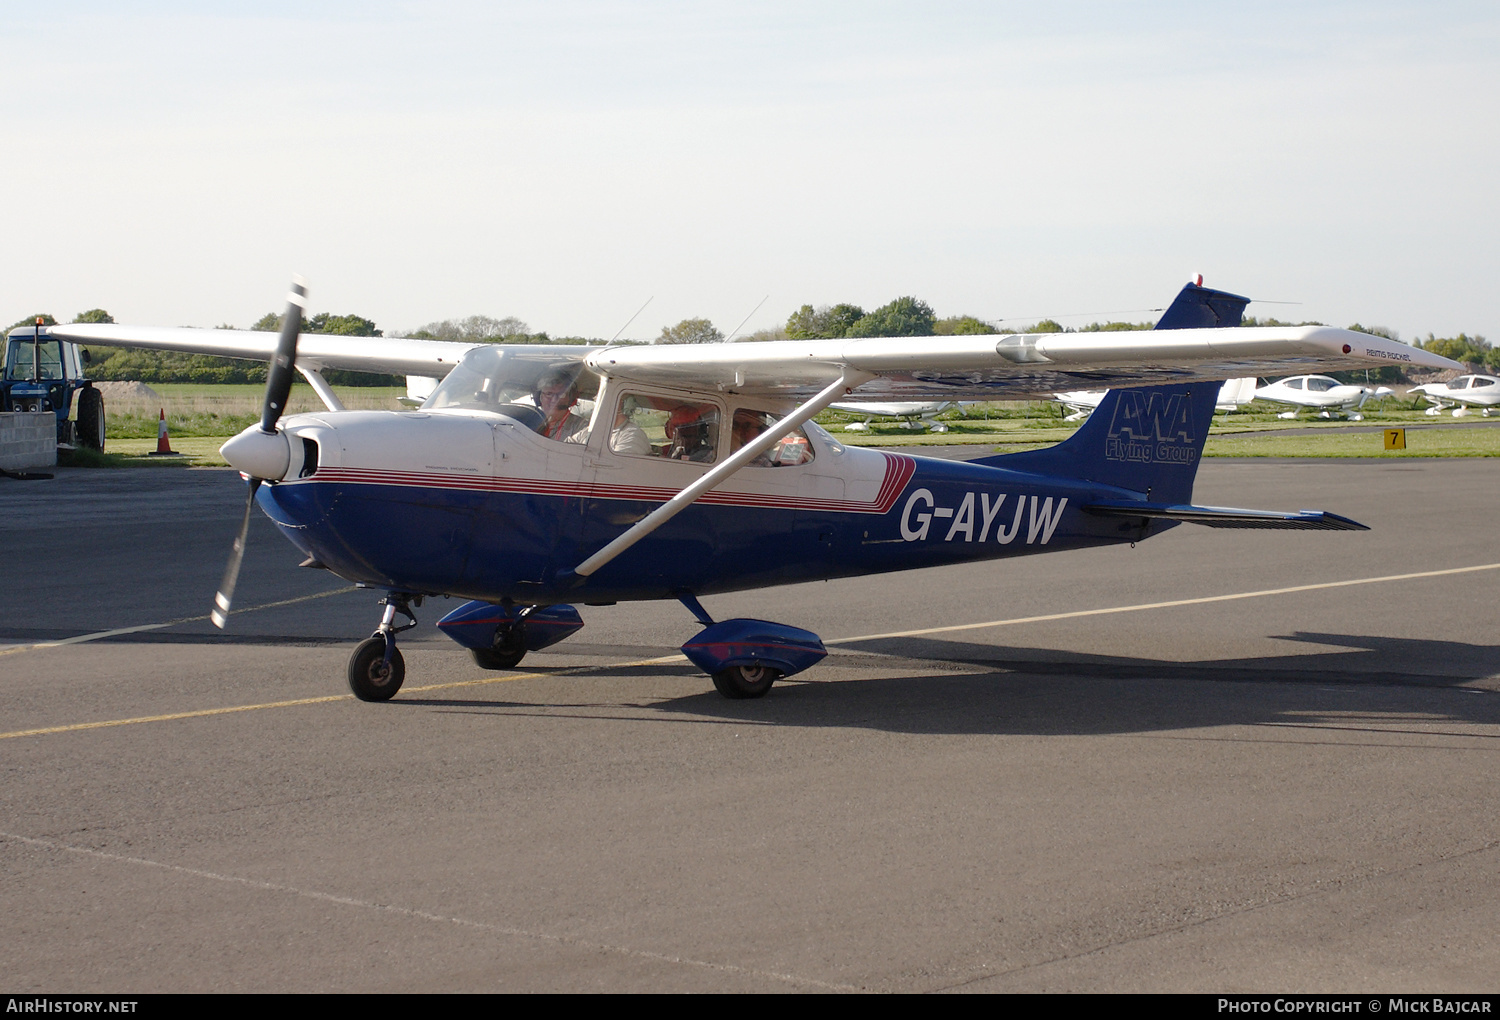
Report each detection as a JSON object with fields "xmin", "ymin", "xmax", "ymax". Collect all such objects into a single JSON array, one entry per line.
[
  {"xmin": 828, "ymin": 399, "xmax": 972, "ymax": 432},
  {"xmin": 1054, "ymin": 377, "xmax": 1257, "ymax": 422},
  {"xmin": 1253, "ymin": 374, "xmax": 1395, "ymax": 420},
  {"xmin": 1408, "ymin": 374, "xmax": 1500, "ymax": 416},
  {"xmin": 49, "ymin": 280, "xmax": 1460, "ymax": 701}
]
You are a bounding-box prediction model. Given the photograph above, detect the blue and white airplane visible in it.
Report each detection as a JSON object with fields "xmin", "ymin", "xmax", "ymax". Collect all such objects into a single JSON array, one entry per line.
[{"xmin": 51, "ymin": 280, "xmax": 1460, "ymax": 701}]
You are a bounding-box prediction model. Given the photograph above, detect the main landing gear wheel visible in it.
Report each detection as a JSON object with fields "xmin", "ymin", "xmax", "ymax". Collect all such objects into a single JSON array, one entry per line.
[
  {"xmin": 472, "ymin": 624, "xmax": 527, "ymax": 670},
  {"xmin": 348, "ymin": 636, "xmax": 405, "ymax": 701},
  {"xmin": 711, "ymin": 663, "xmax": 781, "ymax": 699}
]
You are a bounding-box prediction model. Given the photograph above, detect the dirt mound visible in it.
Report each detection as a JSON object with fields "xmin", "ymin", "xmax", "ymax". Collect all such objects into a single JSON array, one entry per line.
[{"xmin": 91, "ymin": 381, "xmax": 161, "ymax": 400}]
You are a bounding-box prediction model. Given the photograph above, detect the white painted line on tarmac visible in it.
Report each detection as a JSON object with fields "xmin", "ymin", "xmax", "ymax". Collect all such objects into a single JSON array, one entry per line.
[
  {"xmin": 4, "ymin": 563, "xmax": 1497, "ymax": 741},
  {"xmin": 823, "ymin": 562, "xmax": 1500, "ymax": 645},
  {"xmin": 0, "ymin": 830, "xmax": 860, "ymax": 992},
  {"xmin": 0, "ymin": 586, "xmax": 360, "ymax": 658}
]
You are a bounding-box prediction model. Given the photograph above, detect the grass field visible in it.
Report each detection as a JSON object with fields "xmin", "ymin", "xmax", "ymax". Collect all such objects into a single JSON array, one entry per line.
[
  {"xmin": 1203, "ymin": 427, "xmax": 1500, "ymax": 458},
  {"xmin": 84, "ymin": 386, "xmax": 1500, "ymax": 465},
  {"xmin": 104, "ymin": 383, "xmax": 407, "ymax": 439}
]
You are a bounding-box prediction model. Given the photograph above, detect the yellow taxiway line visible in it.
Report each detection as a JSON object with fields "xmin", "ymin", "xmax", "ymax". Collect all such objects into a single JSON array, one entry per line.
[{"xmin": 2, "ymin": 562, "xmax": 1497, "ymax": 742}]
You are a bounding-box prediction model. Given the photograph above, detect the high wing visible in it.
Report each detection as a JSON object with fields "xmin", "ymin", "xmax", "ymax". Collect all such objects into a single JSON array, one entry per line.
[
  {"xmin": 49, "ymin": 323, "xmax": 479, "ymax": 379},
  {"xmin": 584, "ymin": 326, "xmax": 1457, "ymax": 400},
  {"xmin": 50, "ymin": 321, "xmax": 1458, "ymax": 401}
]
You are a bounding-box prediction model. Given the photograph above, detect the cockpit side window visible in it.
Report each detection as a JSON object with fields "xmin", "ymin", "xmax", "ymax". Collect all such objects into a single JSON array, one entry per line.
[{"xmin": 1305, "ymin": 377, "xmax": 1334, "ymax": 392}]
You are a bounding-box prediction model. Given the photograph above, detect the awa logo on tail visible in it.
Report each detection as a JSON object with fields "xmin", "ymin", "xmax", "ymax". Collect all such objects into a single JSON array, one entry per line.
[{"xmin": 1104, "ymin": 390, "xmax": 1198, "ymax": 465}]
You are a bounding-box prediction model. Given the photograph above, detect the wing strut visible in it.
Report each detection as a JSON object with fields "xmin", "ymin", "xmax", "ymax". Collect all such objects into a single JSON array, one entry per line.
[
  {"xmin": 568, "ymin": 367, "xmax": 866, "ymax": 581},
  {"xmin": 297, "ymin": 365, "xmax": 346, "ymax": 412}
]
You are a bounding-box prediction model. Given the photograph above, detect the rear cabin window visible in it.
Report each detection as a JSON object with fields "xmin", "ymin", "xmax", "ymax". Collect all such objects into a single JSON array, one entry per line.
[
  {"xmin": 612, "ymin": 394, "xmax": 721, "ymax": 463},
  {"xmin": 729, "ymin": 408, "xmax": 814, "ymax": 467}
]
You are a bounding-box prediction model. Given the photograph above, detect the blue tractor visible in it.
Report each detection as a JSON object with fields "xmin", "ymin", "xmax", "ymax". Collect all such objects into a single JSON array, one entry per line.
[{"xmin": 2, "ymin": 325, "xmax": 105, "ymax": 452}]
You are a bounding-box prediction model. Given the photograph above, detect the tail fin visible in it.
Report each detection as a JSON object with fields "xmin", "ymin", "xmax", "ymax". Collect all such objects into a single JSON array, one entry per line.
[
  {"xmin": 1154, "ymin": 279, "xmax": 1250, "ymax": 330},
  {"xmin": 1217, "ymin": 376, "xmax": 1258, "ymax": 407},
  {"xmin": 977, "ymin": 381, "xmax": 1219, "ymax": 502},
  {"xmin": 975, "ymin": 279, "xmax": 1250, "ymax": 502}
]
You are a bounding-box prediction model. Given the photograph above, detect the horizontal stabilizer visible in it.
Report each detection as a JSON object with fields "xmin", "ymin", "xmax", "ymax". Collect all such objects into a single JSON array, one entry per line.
[{"xmin": 1083, "ymin": 501, "xmax": 1368, "ymax": 531}]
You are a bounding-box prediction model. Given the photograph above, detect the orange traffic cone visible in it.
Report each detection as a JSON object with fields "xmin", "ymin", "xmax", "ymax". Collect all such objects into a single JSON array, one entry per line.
[{"xmin": 149, "ymin": 408, "xmax": 179, "ymax": 456}]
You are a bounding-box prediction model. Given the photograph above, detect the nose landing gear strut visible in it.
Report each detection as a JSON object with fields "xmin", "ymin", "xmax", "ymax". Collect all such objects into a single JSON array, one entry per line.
[{"xmin": 347, "ymin": 593, "xmax": 422, "ymax": 701}]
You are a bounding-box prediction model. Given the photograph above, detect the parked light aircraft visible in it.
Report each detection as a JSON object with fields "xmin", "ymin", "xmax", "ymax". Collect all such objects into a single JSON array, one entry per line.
[
  {"xmin": 829, "ymin": 399, "xmax": 970, "ymax": 432},
  {"xmin": 48, "ymin": 280, "xmax": 1460, "ymax": 701},
  {"xmin": 1253, "ymin": 374, "xmax": 1394, "ymax": 420},
  {"xmin": 1055, "ymin": 377, "xmax": 1257, "ymax": 422},
  {"xmin": 1408, "ymin": 374, "xmax": 1500, "ymax": 416}
]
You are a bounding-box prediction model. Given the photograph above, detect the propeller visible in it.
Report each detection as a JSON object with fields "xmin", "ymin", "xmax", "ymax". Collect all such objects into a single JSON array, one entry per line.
[{"xmin": 211, "ymin": 277, "xmax": 307, "ymax": 629}]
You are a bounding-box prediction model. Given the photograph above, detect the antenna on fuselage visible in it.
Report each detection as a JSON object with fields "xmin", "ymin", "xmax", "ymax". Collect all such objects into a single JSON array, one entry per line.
[
  {"xmin": 724, "ymin": 294, "xmax": 770, "ymax": 341},
  {"xmin": 608, "ymin": 296, "xmax": 654, "ymax": 344}
]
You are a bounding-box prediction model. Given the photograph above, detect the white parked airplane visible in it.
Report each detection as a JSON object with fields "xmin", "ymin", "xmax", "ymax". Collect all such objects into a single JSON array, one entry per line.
[
  {"xmin": 1253, "ymin": 374, "xmax": 1394, "ymax": 420},
  {"xmin": 1055, "ymin": 377, "xmax": 1257, "ymax": 422},
  {"xmin": 1408, "ymin": 374, "xmax": 1500, "ymax": 416},
  {"xmin": 829, "ymin": 399, "xmax": 971, "ymax": 432}
]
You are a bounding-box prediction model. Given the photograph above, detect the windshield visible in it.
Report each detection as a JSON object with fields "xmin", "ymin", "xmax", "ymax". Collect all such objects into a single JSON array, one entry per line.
[
  {"xmin": 423, "ymin": 346, "xmax": 603, "ymax": 424},
  {"xmin": 5, "ymin": 338, "xmax": 63, "ymax": 381}
]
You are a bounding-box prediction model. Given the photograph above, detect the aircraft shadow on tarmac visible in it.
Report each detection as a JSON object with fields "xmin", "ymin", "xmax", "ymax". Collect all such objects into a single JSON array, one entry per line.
[{"xmin": 396, "ymin": 630, "xmax": 1500, "ymax": 738}]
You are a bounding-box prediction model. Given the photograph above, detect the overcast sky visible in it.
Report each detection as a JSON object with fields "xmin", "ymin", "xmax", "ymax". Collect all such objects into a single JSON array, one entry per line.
[{"xmin": 2, "ymin": 1, "xmax": 1496, "ymax": 342}]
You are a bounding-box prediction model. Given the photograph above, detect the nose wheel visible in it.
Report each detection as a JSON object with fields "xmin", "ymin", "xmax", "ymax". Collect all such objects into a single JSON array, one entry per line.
[
  {"xmin": 348, "ymin": 637, "xmax": 406, "ymax": 701},
  {"xmin": 348, "ymin": 593, "xmax": 420, "ymax": 702}
]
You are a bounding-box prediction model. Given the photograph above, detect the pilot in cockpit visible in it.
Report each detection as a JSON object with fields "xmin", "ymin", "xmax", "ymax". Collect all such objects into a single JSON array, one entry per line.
[{"xmin": 534, "ymin": 368, "xmax": 590, "ymax": 443}]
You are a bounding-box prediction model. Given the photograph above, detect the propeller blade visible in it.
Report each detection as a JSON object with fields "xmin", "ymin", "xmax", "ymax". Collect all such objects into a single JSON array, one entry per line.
[
  {"xmin": 216, "ymin": 276, "xmax": 305, "ymax": 629},
  {"xmin": 211, "ymin": 474, "xmax": 263, "ymax": 629},
  {"xmin": 261, "ymin": 277, "xmax": 307, "ymax": 433}
]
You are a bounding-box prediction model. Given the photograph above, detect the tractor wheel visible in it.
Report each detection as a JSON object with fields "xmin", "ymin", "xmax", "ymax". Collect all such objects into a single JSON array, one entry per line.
[{"xmin": 76, "ymin": 388, "xmax": 105, "ymax": 452}]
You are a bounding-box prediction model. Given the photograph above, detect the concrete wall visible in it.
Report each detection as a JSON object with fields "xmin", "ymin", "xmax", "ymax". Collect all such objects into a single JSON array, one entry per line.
[{"xmin": 0, "ymin": 412, "xmax": 58, "ymax": 471}]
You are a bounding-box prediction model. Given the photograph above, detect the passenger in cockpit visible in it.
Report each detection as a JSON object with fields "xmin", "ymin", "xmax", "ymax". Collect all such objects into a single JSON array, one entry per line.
[
  {"xmin": 667, "ymin": 406, "xmax": 718, "ymax": 462},
  {"xmin": 610, "ymin": 396, "xmax": 651, "ymax": 455}
]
